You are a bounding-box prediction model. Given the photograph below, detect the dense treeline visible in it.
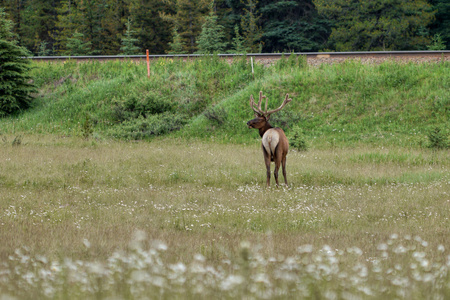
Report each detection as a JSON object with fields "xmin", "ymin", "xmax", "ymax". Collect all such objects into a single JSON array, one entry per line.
[{"xmin": 0, "ymin": 0, "xmax": 448, "ymax": 55}]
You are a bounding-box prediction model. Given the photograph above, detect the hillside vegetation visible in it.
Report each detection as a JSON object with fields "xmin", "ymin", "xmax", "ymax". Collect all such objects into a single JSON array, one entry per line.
[{"xmin": 1, "ymin": 56, "xmax": 449, "ymax": 147}]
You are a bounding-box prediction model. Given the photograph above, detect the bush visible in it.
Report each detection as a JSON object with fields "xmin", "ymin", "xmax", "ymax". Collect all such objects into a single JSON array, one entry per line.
[
  {"xmin": 110, "ymin": 91, "xmax": 176, "ymax": 123},
  {"xmin": 203, "ymin": 105, "xmax": 227, "ymax": 125},
  {"xmin": 427, "ymin": 126, "xmax": 449, "ymax": 149},
  {"xmin": 289, "ymin": 126, "xmax": 308, "ymax": 151},
  {"xmin": 108, "ymin": 112, "xmax": 188, "ymax": 140},
  {"xmin": 269, "ymin": 110, "xmax": 304, "ymax": 130}
]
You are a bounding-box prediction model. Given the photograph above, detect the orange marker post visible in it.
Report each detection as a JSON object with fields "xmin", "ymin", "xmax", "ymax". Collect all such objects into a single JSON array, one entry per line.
[{"xmin": 146, "ymin": 49, "xmax": 150, "ymax": 78}]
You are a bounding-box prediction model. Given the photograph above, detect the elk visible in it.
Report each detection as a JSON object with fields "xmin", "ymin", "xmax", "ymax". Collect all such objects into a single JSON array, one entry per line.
[{"xmin": 247, "ymin": 91, "xmax": 292, "ymax": 187}]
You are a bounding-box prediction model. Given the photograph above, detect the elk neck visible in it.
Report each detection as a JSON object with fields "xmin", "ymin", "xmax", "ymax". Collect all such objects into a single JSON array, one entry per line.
[{"xmin": 258, "ymin": 121, "xmax": 273, "ymax": 138}]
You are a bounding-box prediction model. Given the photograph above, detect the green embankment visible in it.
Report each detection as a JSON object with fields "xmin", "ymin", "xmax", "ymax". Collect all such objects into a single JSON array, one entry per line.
[{"xmin": 1, "ymin": 55, "xmax": 448, "ymax": 147}]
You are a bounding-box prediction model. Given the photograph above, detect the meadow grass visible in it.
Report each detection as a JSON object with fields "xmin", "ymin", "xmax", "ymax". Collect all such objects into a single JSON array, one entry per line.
[
  {"xmin": 0, "ymin": 135, "xmax": 448, "ymax": 298},
  {"xmin": 0, "ymin": 58, "xmax": 449, "ymax": 298}
]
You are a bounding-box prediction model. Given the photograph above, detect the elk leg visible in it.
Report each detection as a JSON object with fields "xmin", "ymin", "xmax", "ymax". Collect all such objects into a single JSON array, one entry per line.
[
  {"xmin": 266, "ymin": 163, "xmax": 271, "ymax": 187},
  {"xmin": 274, "ymin": 155, "xmax": 282, "ymax": 187},
  {"xmin": 263, "ymin": 147, "xmax": 271, "ymax": 187},
  {"xmin": 282, "ymin": 157, "xmax": 288, "ymax": 187}
]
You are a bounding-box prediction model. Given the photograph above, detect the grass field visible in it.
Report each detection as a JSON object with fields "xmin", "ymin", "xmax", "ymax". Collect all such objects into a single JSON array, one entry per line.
[
  {"xmin": 0, "ymin": 58, "xmax": 449, "ymax": 298},
  {"xmin": 0, "ymin": 135, "xmax": 448, "ymax": 299}
]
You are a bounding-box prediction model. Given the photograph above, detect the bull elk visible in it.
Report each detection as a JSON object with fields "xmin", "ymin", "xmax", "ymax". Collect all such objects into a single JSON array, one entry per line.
[{"xmin": 247, "ymin": 91, "xmax": 292, "ymax": 187}]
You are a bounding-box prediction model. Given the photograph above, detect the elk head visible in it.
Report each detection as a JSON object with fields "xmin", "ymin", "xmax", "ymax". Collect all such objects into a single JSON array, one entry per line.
[{"xmin": 247, "ymin": 91, "xmax": 292, "ymax": 187}]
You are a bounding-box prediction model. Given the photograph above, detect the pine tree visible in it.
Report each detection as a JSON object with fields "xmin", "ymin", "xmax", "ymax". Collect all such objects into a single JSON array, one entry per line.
[
  {"xmin": 258, "ymin": 0, "xmax": 331, "ymax": 52},
  {"xmin": 429, "ymin": 0, "xmax": 450, "ymax": 49},
  {"xmin": 167, "ymin": 27, "xmax": 187, "ymax": 54},
  {"xmin": 19, "ymin": 0, "xmax": 59, "ymax": 55},
  {"xmin": 128, "ymin": 0, "xmax": 173, "ymax": 54},
  {"xmin": 230, "ymin": 24, "xmax": 246, "ymax": 53},
  {"xmin": 54, "ymin": 0, "xmax": 84, "ymax": 54},
  {"xmin": 38, "ymin": 41, "xmax": 52, "ymax": 56},
  {"xmin": 65, "ymin": 31, "xmax": 93, "ymax": 55},
  {"xmin": 160, "ymin": 0, "xmax": 210, "ymax": 53},
  {"xmin": 314, "ymin": 0, "xmax": 435, "ymax": 51},
  {"xmin": 240, "ymin": 0, "xmax": 263, "ymax": 53},
  {"xmin": 0, "ymin": 8, "xmax": 36, "ymax": 117},
  {"xmin": 120, "ymin": 18, "xmax": 141, "ymax": 55},
  {"xmin": 196, "ymin": 9, "xmax": 227, "ymax": 54}
]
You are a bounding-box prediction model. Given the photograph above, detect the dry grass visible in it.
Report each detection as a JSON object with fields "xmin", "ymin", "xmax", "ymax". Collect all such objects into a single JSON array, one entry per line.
[{"xmin": 0, "ymin": 135, "xmax": 449, "ymax": 298}]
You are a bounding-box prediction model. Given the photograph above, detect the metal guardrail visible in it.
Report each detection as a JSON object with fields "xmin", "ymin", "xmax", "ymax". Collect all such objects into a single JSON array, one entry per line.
[{"xmin": 28, "ymin": 51, "xmax": 450, "ymax": 61}]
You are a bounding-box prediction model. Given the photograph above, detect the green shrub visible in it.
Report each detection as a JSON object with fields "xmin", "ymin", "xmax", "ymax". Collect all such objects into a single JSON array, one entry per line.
[
  {"xmin": 81, "ymin": 114, "xmax": 94, "ymax": 139},
  {"xmin": 110, "ymin": 91, "xmax": 176, "ymax": 123},
  {"xmin": 427, "ymin": 126, "xmax": 449, "ymax": 149},
  {"xmin": 269, "ymin": 110, "xmax": 304, "ymax": 131},
  {"xmin": 203, "ymin": 105, "xmax": 227, "ymax": 125},
  {"xmin": 289, "ymin": 126, "xmax": 308, "ymax": 151},
  {"xmin": 108, "ymin": 112, "xmax": 188, "ymax": 140}
]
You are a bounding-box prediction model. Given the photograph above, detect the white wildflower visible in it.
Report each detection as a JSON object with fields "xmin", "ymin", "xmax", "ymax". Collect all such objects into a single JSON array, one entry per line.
[
  {"xmin": 83, "ymin": 239, "xmax": 91, "ymax": 249},
  {"xmin": 220, "ymin": 275, "xmax": 244, "ymax": 291},
  {"xmin": 169, "ymin": 262, "xmax": 186, "ymax": 274},
  {"xmin": 377, "ymin": 243, "xmax": 388, "ymax": 251},
  {"xmin": 297, "ymin": 244, "xmax": 313, "ymax": 253}
]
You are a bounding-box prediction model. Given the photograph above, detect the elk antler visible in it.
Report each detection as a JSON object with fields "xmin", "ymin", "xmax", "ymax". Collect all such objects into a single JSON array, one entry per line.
[
  {"xmin": 249, "ymin": 91, "xmax": 292, "ymax": 116},
  {"xmin": 265, "ymin": 93, "xmax": 292, "ymax": 115},
  {"xmin": 249, "ymin": 91, "xmax": 266, "ymax": 115}
]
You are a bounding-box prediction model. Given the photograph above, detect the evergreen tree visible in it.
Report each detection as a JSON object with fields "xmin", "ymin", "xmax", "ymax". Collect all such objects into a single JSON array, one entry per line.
[
  {"xmin": 0, "ymin": 0, "xmax": 23, "ymax": 42},
  {"xmin": 259, "ymin": 0, "xmax": 331, "ymax": 52},
  {"xmin": 54, "ymin": 0, "xmax": 84, "ymax": 54},
  {"xmin": 77, "ymin": 0, "xmax": 105, "ymax": 54},
  {"xmin": 160, "ymin": 0, "xmax": 210, "ymax": 53},
  {"xmin": 314, "ymin": 0, "xmax": 435, "ymax": 51},
  {"xmin": 429, "ymin": 0, "xmax": 450, "ymax": 49},
  {"xmin": 240, "ymin": 0, "xmax": 263, "ymax": 53},
  {"xmin": 128, "ymin": 0, "xmax": 173, "ymax": 54},
  {"xmin": 19, "ymin": 0, "xmax": 59, "ymax": 55},
  {"xmin": 230, "ymin": 24, "xmax": 246, "ymax": 53},
  {"xmin": 65, "ymin": 31, "xmax": 93, "ymax": 55},
  {"xmin": 38, "ymin": 41, "xmax": 52, "ymax": 56},
  {"xmin": 427, "ymin": 34, "xmax": 446, "ymax": 50},
  {"xmin": 0, "ymin": 8, "xmax": 35, "ymax": 117},
  {"xmin": 120, "ymin": 18, "xmax": 141, "ymax": 55},
  {"xmin": 196, "ymin": 9, "xmax": 227, "ymax": 53},
  {"xmin": 167, "ymin": 27, "xmax": 187, "ymax": 54}
]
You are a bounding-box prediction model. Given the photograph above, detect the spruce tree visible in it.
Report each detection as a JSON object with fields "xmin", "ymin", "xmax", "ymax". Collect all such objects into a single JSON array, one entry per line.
[
  {"xmin": 314, "ymin": 0, "xmax": 435, "ymax": 51},
  {"xmin": 240, "ymin": 0, "xmax": 263, "ymax": 53},
  {"xmin": 196, "ymin": 10, "xmax": 227, "ymax": 54},
  {"xmin": 167, "ymin": 27, "xmax": 187, "ymax": 54},
  {"xmin": 65, "ymin": 31, "xmax": 93, "ymax": 56},
  {"xmin": 38, "ymin": 41, "xmax": 51, "ymax": 56},
  {"xmin": 120, "ymin": 18, "xmax": 141, "ymax": 55},
  {"xmin": 230, "ymin": 25, "xmax": 246, "ymax": 53},
  {"xmin": 0, "ymin": 8, "xmax": 35, "ymax": 117},
  {"xmin": 160, "ymin": 0, "xmax": 210, "ymax": 53}
]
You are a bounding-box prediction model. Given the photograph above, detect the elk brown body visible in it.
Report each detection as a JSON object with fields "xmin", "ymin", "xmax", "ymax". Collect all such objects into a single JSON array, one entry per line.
[{"xmin": 247, "ymin": 91, "xmax": 292, "ymax": 187}]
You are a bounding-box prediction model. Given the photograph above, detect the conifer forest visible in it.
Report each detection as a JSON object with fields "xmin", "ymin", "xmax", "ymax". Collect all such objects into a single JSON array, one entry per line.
[{"xmin": 1, "ymin": 0, "xmax": 449, "ymax": 56}]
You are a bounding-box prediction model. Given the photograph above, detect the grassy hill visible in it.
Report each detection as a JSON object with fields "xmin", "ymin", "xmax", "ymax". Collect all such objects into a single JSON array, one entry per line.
[{"xmin": 1, "ymin": 55, "xmax": 448, "ymax": 147}]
